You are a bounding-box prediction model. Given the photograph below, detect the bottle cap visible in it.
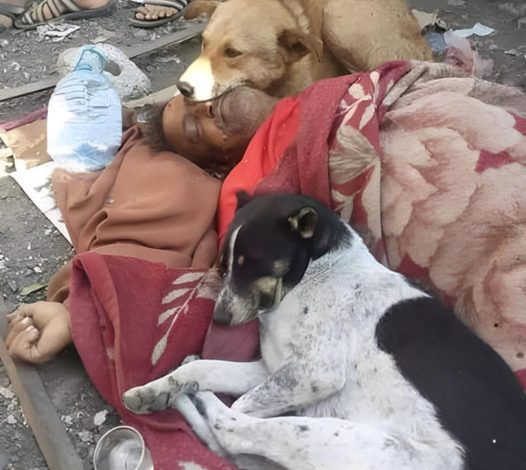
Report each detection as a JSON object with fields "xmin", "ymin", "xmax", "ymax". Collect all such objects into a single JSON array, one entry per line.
[{"xmin": 73, "ymin": 46, "xmax": 108, "ymax": 73}]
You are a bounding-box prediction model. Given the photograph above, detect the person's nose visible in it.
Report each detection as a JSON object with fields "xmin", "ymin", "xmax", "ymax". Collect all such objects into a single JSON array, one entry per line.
[{"xmin": 192, "ymin": 101, "xmax": 214, "ymax": 118}]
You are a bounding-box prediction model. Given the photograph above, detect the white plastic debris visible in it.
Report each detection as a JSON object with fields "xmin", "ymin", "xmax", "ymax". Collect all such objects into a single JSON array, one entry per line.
[
  {"xmin": 453, "ymin": 22, "xmax": 496, "ymax": 38},
  {"xmin": 93, "ymin": 409, "xmax": 109, "ymax": 427},
  {"xmin": 36, "ymin": 23, "xmax": 80, "ymax": 42}
]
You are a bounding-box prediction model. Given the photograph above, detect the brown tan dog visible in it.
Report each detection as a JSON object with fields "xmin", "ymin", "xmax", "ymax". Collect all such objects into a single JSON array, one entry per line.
[{"xmin": 177, "ymin": 0, "xmax": 432, "ymax": 100}]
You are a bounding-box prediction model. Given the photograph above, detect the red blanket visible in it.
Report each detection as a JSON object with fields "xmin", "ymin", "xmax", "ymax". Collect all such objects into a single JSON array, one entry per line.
[
  {"xmin": 67, "ymin": 60, "xmax": 526, "ymax": 469},
  {"xmin": 70, "ymin": 253, "xmax": 235, "ymax": 469}
]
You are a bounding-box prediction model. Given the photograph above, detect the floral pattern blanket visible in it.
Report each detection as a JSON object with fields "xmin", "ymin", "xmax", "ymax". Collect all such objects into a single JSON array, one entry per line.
[{"xmin": 325, "ymin": 61, "xmax": 526, "ymax": 385}]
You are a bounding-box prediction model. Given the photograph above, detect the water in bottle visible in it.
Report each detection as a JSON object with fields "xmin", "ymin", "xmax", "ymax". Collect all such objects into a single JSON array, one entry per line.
[{"xmin": 47, "ymin": 45, "xmax": 122, "ymax": 173}]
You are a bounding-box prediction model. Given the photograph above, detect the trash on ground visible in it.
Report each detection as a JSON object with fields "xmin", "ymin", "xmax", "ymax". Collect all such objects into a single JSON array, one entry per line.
[
  {"xmin": 412, "ymin": 9, "xmax": 438, "ymax": 31},
  {"xmin": 415, "ymin": 9, "xmax": 494, "ymax": 79},
  {"xmin": 93, "ymin": 410, "xmax": 109, "ymax": 427},
  {"xmin": 19, "ymin": 282, "xmax": 47, "ymax": 296},
  {"xmin": 36, "ymin": 23, "xmax": 80, "ymax": 42},
  {"xmin": 1, "ymin": 119, "xmax": 50, "ymax": 170},
  {"xmin": 504, "ymin": 48, "xmax": 524, "ymax": 57},
  {"xmin": 453, "ymin": 22, "xmax": 496, "ymax": 38},
  {"xmin": 443, "ymin": 30, "xmax": 494, "ymax": 78},
  {"xmin": 412, "ymin": 8, "xmax": 448, "ymax": 31}
]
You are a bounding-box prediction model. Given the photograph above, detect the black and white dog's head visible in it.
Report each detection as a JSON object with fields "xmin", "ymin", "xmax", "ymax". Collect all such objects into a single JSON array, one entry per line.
[{"xmin": 213, "ymin": 192, "xmax": 351, "ymax": 325}]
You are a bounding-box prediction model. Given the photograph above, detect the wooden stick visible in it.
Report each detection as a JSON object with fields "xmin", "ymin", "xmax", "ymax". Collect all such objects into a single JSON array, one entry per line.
[{"xmin": 0, "ymin": 299, "xmax": 84, "ymax": 470}]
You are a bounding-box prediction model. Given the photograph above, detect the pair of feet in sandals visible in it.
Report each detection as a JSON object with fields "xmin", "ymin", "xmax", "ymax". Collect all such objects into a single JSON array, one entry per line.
[{"xmin": 0, "ymin": 0, "xmax": 187, "ymax": 31}]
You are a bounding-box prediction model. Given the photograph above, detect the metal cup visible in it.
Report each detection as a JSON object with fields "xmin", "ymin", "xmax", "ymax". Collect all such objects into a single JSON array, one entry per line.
[{"xmin": 93, "ymin": 425, "xmax": 154, "ymax": 470}]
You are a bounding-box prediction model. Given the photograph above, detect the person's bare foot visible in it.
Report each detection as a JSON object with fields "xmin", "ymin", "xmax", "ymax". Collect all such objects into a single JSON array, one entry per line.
[
  {"xmin": 5, "ymin": 301, "xmax": 72, "ymax": 364},
  {"xmin": 0, "ymin": 14, "xmax": 12, "ymax": 29},
  {"xmin": 130, "ymin": 0, "xmax": 187, "ymax": 26},
  {"xmin": 0, "ymin": 0, "xmax": 27, "ymax": 31},
  {"xmin": 134, "ymin": 4, "xmax": 178, "ymax": 21}
]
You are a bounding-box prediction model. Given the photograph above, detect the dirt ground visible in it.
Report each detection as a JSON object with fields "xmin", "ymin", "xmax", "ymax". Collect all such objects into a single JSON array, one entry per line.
[{"xmin": 0, "ymin": 0, "xmax": 525, "ymax": 468}]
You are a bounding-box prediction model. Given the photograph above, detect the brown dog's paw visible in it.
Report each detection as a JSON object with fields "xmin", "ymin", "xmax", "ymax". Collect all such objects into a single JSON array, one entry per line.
[{"xmin": 184, "ymin": 0, "xmax": 220, "ymax": 19}]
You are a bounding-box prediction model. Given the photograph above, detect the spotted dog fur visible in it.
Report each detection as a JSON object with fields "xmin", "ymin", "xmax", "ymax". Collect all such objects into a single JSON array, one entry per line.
[{"xmin": 124, "ymin": 193, "xmax": 526, "ymax": 470}]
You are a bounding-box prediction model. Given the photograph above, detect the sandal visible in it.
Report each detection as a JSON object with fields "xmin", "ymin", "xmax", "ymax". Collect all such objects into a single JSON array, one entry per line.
[
  {"xmin": 0, "ymin": 2, "xmax": 26, "ymax": 32},
  {"xmin": 129, "ymin": 0, "xmax": 187, "ymax": 28},
  {"xmin": 14, "ymin": 0, "xmax": 113, "ymax": 30}
]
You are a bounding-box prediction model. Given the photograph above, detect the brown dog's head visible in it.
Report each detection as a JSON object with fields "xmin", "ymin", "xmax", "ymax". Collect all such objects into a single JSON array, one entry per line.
[{"xmin": 178, "ymin": 0, "xmax": 322, "ymax": 101}]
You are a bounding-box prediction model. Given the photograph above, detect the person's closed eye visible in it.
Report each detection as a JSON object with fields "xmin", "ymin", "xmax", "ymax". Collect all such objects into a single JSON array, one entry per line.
[{"xmin": 183, "ymin": 115, "xmax": 202, "ymax": 143}]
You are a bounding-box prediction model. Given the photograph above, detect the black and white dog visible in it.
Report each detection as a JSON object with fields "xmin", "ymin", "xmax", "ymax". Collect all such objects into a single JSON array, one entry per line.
[{"xmin": 123, "ymin": 193, "xmax": 526, "ymax": 470}]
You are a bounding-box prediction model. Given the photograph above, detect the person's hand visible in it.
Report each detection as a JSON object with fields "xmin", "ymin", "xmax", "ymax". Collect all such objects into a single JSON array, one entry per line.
[{"xmin": 5, "ymin": 302, "xmax": 72, "ymax": 364}]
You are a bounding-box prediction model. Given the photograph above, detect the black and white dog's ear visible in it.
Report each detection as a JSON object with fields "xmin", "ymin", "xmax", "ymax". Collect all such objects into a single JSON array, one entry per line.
[
  {"xmin": 235, "ymin": 191, "xmax": 252, "ymax": 211},
  {"xmin": 288, "ymin": 206, "xmax": 318, "ymax": 239}
]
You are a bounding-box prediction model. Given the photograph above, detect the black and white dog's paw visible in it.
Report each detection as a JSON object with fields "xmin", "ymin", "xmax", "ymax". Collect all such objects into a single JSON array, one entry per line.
[
  {"xmin": 122, "ymin": 385, "xmax": 161, "ymax": 414},
  {"xmin": 122, "ymin": 380, "xmax": 199, "ymax": 414}
]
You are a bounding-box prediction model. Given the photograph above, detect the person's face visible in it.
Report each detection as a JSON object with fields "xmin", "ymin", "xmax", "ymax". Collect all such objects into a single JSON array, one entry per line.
[{"xmin": 162, "ymin": 88, "xmax": 278, "ymax": 175}]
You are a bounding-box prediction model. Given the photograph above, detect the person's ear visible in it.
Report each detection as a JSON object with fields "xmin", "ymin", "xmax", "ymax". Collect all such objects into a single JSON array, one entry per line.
[
  {"xmin": 184, "ymin": 0, "xmax": 220, "ymax": 20},
  {"xmin": 235, "ymin": 191, "xmax": 252, "ymax": 211},
  {"xmin": 288, "ymin": 206, "xmax": 318, "ymax": 238},
  {"xmin": 278, "ymin": 29, "xmax": 323, "ymax": 64}
]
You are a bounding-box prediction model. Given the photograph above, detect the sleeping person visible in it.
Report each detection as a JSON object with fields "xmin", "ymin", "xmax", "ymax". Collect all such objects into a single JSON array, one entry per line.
[{"xmin": 5, "ymin": 87, "xmax": 277, "ymax": 364}]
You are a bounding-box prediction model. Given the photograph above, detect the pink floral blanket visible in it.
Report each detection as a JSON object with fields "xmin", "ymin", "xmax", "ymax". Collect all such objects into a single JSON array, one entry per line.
[{"xmin": 325, "ymin": 61, "xmax": 526, "ymax": 385}]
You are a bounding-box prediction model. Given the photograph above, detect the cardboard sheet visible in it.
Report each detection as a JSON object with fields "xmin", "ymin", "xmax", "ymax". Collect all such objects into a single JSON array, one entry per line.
[{"xmin": 10, "ymin": 161, "xmax": 72, "ymax": 244}]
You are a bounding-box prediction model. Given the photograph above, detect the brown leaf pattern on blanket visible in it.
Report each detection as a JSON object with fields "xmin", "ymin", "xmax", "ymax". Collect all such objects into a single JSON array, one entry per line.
[{"xmin": 328, "ymin": 61, "xmax": 526, "ymax": 381}]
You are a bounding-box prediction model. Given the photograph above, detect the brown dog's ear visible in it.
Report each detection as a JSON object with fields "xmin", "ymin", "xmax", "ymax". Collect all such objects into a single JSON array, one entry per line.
[
  {"xmin": 235, "ymin": 191, "xmax": 252, "ymax": 211},
  {"xmin": 278, "ymin": 29, "xmax": 323, "ymax": 63},
  {"xmin": 288, "ymin": 206, "xmax": 318, "ymax": 239},
  {"xmin": 184, "ymin": 0, "xmax": 220, "ymax": 20}
]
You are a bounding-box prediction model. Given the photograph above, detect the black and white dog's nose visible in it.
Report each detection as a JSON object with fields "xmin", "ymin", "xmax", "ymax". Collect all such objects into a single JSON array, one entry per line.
[
  {"xmin": 213, "ymin": 305, "xmax": 232, "ymax": 325},
  {"xmin": 177, "ymin": 81, "xmax": 195, "ymax": 98}
]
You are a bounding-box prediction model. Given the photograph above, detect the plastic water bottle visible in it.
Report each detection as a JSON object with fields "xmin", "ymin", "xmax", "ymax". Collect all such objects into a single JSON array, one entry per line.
[{"xmin": 47, "ymin": 45, "xmax": 122, "ymax": 172}]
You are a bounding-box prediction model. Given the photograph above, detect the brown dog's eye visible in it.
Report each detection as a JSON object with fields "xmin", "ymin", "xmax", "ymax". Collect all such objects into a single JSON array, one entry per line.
[{"xmin": 224, "ymin": 46, "xmax": 243, "ymax": 58}]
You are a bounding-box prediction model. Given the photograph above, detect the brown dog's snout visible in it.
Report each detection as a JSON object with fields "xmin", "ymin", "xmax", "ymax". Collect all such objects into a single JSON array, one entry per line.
[{"xmin": 177, "ymin": 81, "xmax": 195, "ymax": 98}]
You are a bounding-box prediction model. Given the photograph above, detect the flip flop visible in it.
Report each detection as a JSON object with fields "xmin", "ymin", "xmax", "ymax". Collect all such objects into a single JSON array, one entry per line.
[
  {"xmin": 0, "ymin": 2, "xmax": 26, "ymax": 32},
  {"xmin": 128, "ymin": 0, "xmax": 187, "ymax": 28},
  {"xmin": 14, "ymin": 0, "xmax": 113, "ymax": 30}
]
